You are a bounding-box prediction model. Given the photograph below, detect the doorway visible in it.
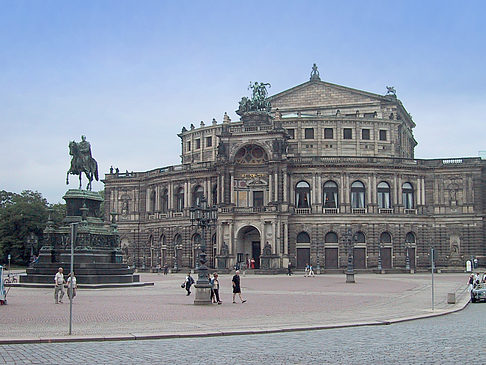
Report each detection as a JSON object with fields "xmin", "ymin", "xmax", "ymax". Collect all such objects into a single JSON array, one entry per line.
[
  {"xmin": 297, "ymin": 248, "xmax": 310, "ymax": 269},
  {"xmin": 382, "ymin": 247, "xmax": 392, "ymax": 269},
  {"xmin": 252, "ymin": 241, "xmax": 261, "ymax": 269},
  {"xmin": 236, "ymin": 225, "xmax": 261, "ymax": 269}
]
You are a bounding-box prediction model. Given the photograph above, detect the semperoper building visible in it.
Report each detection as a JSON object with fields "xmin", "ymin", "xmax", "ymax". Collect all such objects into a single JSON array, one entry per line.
[{"xmin": 103, "ymin": 65, "xmax": 486, "ymax": 272}]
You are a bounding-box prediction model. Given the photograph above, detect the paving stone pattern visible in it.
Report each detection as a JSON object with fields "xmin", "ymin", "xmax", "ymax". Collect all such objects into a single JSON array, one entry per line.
[{"xmin": 1, "ymin": 303, "xmax": 485, "ymax": 364}]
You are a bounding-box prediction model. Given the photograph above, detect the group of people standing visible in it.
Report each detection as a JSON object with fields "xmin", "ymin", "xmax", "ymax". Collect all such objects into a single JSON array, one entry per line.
[
  {"xmin": 54, "ymin": 267, "xmax": 77, "ymax": 304},
  {"xmin": 183, "ymin": 270, "xmax": 246, "ymax": 304},
  {"xmin": 468, "ymin": 272, "xmax": 486, "ymax": 291}
]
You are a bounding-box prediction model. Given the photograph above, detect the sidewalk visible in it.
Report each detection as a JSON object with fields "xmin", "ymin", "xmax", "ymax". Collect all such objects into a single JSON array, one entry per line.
[{"xmin": 0, "ymin": 272, "xmax": 470, "ymax": 344}]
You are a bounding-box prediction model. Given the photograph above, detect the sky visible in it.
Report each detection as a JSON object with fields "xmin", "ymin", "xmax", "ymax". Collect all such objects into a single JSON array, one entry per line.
[{"xmin": 1, "ymin": 1, "xmax": 485, "ymax": 204}]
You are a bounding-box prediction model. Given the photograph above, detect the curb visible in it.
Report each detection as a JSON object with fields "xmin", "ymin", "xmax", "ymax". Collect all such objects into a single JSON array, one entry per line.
[{"xmin": 0, "ymin": 298, "xmax": 470, "ymax": 345}]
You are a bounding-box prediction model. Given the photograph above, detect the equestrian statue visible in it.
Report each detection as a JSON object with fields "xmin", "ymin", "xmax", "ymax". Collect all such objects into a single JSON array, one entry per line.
[{"xmin": 66, "ymin": 135, "xmax": 99, "ymax": 190}]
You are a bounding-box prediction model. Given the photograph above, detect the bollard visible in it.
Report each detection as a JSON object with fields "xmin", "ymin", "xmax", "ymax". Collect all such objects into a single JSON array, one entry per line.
[{"xmin": 447, "ymin": 292, "xmax": 456, "ymax": 304}]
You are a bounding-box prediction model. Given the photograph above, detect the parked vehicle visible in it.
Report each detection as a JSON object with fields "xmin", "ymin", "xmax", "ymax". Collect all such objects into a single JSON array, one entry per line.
[{"xmin": 471, "ymin": 283, "xmax": 486, "ymax": 303}]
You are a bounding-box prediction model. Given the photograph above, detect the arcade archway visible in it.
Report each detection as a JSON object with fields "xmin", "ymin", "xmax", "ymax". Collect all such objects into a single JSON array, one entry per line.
[{"xmin": 236, "ymin": 226, "xmax": 261, "ymax": 269}]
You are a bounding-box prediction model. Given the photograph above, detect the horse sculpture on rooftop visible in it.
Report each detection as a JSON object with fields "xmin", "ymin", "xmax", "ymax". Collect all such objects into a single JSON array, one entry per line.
[{"xmin": 66, "ymin": 136, "xmax": 99, "ymax": 190}]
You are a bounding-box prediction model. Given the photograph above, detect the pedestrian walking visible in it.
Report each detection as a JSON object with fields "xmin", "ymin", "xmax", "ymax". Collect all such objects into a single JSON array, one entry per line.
[
  {"xmin": 163, "ymin": 265, "xmax": 168, "ymax": 275},
  {"xmin": 212, "ymin": 273, "xmax": 222, "ymax": 304},
  {"xmin": 287, "ymin": 261, "xmax": 292, "ymax": 276},
  {"xmin": 304, "ymin": 263, "xmax": 310, "ymax": 277},
  {"xmin": 54, "ymin": 267, "xmax": 65, "ymax": 304},
  {"xmin": 232, "ymin": 270, "xmax": 246, "ymax": 303},
  {"xmin": 308, "ymin": 264, "xmax": 315, "ymax": 277},
  {"xmin": 66, "ymin": 272, "xmax": 77, "ymax": 300},
  {"xmin": 183, "ymin": 273, "xmax": 195, "ymax": 296}
]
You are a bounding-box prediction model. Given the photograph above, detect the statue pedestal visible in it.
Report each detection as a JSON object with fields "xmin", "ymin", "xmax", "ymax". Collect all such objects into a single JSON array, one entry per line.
[
  {"xmin": 260, "ymin": 255, "xmax": 279, "ymax": 269},
  {"xmin": 21, "ymin": 189, "xmax": 139, "ymax": 285},
  {"xmin": 194, "ymin": 283, "xmax": 212, "ymax": 305}
]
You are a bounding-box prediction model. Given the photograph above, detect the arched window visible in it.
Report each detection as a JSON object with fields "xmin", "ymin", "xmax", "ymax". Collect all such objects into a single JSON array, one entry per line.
[
  {"xmin": 405, "ymin": 232, "xmax": 416, "ymax": 244},
  {"xmin": 193, "ymin": 185, "xmax": 204, "ymax": 207},
  {"xmin": 351, "ymin": 181, "xmax": 365, "ymax": 208},
  {"xmin": 159, "ymin": 234, "xmax": 166, "ymax": 246},
  {"xmin": 377, "ymin": 182, "xmax": 391, "ymax": 209},
  {"xmin": 380, "ymin": 232, "xmax": 392, "ymax": 244},
  {"xmin": 212, "ymin": 184, "xmax": 218, "ymax": 206},
  {"xmin": 297, "ymin": 231, "xmax": 311, "ymax": 244},
  {"xmin": 175, "ymin": 187, "xmax": 184, "ymax": 212},
  {"xmin": 402, "ymin": 183, "xmax": 414, "ymax": 209},
  {"xmin": 325, "ymin": 232, "xmax": 338, "ymax": 243},
  {"xmin": 323, "ymin": 180, "xmax": 338, "ymax": 208},
  {"xmin": 160, "ymin": 189, "xmax": 168, "ymax": 213},
  {"xmin": 355, "ymin": 231, "xmax": 366, "ymax": 243},
  {"xmin": 295, "ymin": 181, "xmax": 310, "ymax": 208},
  {"xmin": 234, "ymin": 144, "xmax": 268, "ymax": 164}
]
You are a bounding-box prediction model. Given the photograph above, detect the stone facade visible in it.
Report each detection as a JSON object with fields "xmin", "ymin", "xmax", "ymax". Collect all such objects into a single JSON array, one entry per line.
[{"xmin": 103, "ymin": 68, "xmax": 486, "ymax": 272}]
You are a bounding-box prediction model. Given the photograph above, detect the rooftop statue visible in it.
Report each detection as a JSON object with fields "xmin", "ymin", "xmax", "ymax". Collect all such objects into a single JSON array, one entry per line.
[
  {"xmin": 236, "ymin": 82, "xmax": 272, "ymax": 115},
  {"xmin": 66, "ymin": 135, "xmax": 99, "ymax": 190},
  {"xmin": 386, "ymin": 86, "xmax": 397, "ymax": 96},
  {"xmin": 310, "ymin": 63, "xmax": 321, "ymax": 81}
]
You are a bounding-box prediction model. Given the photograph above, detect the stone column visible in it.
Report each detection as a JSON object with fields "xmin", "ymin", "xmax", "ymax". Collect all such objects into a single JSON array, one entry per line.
[
  {"xmin": 274, "ymin": 171, "xmax": 278, "ymax": 202},
  {"xmin": 284, "ymin": 172, "xmax": 288, "ymax": 202},
  {"xmin": 283, "ymin": 223, "xmax": 289, "ymax": 255},
  {"xmin": 230, "ymin": 174, "xmax": 234, "ymax": 204},
  {"xmin": 269, "ymin": 173, "xmax": 273, "ymax": 203}
]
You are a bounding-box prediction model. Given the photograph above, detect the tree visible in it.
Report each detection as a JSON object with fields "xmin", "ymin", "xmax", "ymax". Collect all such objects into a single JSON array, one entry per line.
[{"xmin": 0, "ymin": 190, "xmax": 65, "ymax": 265}]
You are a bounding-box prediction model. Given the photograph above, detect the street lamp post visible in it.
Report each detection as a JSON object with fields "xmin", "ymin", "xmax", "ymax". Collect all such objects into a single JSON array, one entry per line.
[
  {"xmin": 378, "ymin": 243, "xmax": 383, "ymax": 272},
  {"xmin": 404, "ymin": 240, "xmax": 411, "ymax": 272},
  {"xmin": 190, "ymin": 196, "xmax": 218, "ymax": 305},
  {"xmin": 343, "ymin": 228, "xmax": 356, "ymax": 283}
]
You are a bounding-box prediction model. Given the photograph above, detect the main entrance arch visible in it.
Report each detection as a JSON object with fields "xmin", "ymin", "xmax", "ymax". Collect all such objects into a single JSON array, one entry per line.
[{"xmin": 236, "ymin": 225, "xmax": 261, "ymax": 269}]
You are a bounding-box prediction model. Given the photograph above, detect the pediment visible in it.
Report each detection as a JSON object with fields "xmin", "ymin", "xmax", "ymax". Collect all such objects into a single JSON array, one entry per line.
[{"xmin": 269, "ymin": 80, "xmax": 387, "ymax": 110}]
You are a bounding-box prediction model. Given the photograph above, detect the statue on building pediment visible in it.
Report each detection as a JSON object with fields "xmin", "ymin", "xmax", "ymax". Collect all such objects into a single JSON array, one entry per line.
[
  {"xmin": 310, "ymin": 63, "xmax": 321, "ymax": 81},
  {"xmin": 386, "ymin": 86, "xmax": 396, "ymax": 96},
  {"xmin": 236, "ymin": 82, "xmax": 272, "ymax": 116}
]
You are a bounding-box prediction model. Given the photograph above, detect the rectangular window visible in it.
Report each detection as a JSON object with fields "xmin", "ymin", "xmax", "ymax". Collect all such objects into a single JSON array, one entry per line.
[
  {"xmin": 304, "ymin": 128, "xmax": 314, "ymax": 139},
  {"xmin": 324, "ymin": 128, "xmax": 334, "ymax": 139},
  {"xmin": 206, "ymin": 136, "xmax": 212, "ymax": 147},
  {"xmin": 195, "ymin": 139, "xmax": 201, "ymax": 149},
  {"xmin": 379, "ymin": 130, "xmax": 387, "ymax": 141},
  {"xmin": 362, "ymin": 129, "xmax": 370, "ymax": 140},
  {"xmin": 343, "ymin": 128, "xmax": 352, "ymax": 139},
  {"xmin": 253, "ymin": 191, "xmax": 264, "ymax": 207},
  {"xmin": 287, "ymin": 128, "xmax": 295, "ymax": 139},
  {"xmin": 187, "ymin": 141, "xmax": 191, "ymax": 151}
]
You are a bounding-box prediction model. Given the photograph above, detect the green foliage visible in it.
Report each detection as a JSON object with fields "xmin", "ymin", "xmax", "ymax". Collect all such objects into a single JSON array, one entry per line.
[{"xmin": 0, "ymin": 190, "xmax": 65, "ymax": 265}]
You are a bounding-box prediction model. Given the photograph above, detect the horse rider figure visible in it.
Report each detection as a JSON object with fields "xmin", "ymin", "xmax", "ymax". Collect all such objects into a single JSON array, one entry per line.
[{"xmin": 66, "ymin": 135, "xmax": 99, "ymax": 190}]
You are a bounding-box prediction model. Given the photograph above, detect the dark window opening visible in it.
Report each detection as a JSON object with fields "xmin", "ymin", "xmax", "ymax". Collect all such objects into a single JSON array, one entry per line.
[
  {"xmin": 324, "ymin": 128, "xmax": 334, "ymax": 139},
  {"xmin": 343, "ymin": 128, "xmax": 352, "ymax": 139},
  {"xmin": 304, "ymin": 128, "xmax": 314, "ymax": 139},
  {"xmin": 362, "ymin": 129, "xmax": 370, "ymax": 140}
]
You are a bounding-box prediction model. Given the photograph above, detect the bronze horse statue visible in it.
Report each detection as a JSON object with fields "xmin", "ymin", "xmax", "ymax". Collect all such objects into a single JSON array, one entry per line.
[{"xmin": 66, "ymin": 140, "xmax": 99, "ymax": 190}]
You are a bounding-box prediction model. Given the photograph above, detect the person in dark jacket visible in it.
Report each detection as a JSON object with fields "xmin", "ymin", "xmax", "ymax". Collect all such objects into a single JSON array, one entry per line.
[
  {"xmin": 184, "ymin": 273, "xmax": 195, "ymax": 296},
  {"xmin": 232, "ymin": 270, "xmax": 246, "ymax": 303}
]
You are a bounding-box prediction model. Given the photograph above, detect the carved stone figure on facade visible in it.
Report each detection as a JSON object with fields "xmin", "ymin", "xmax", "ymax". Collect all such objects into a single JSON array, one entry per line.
[
  {"xmin": 263, "ymin": 241, "xmax": 272, "ymax": 256},
  {"xmin": 66, "ymin": 135, "xmax": 99, "ymax": 190},
  {"xmin": 217, "ymin": 141, "xmax": 226, "ymax": 158},
  {"xmin": 221, "ymin": 241, "xmax": 229, "ymax": 256}
]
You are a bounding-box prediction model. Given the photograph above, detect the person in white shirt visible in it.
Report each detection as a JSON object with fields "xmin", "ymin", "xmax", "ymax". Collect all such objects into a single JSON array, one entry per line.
[
  {"xmin": 54, "ymin": 267, "xmax": 65, "ymax": 304},
  {"xmin": 66, "ymin": 272, "xmax": 77, "ymax": 300}
]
